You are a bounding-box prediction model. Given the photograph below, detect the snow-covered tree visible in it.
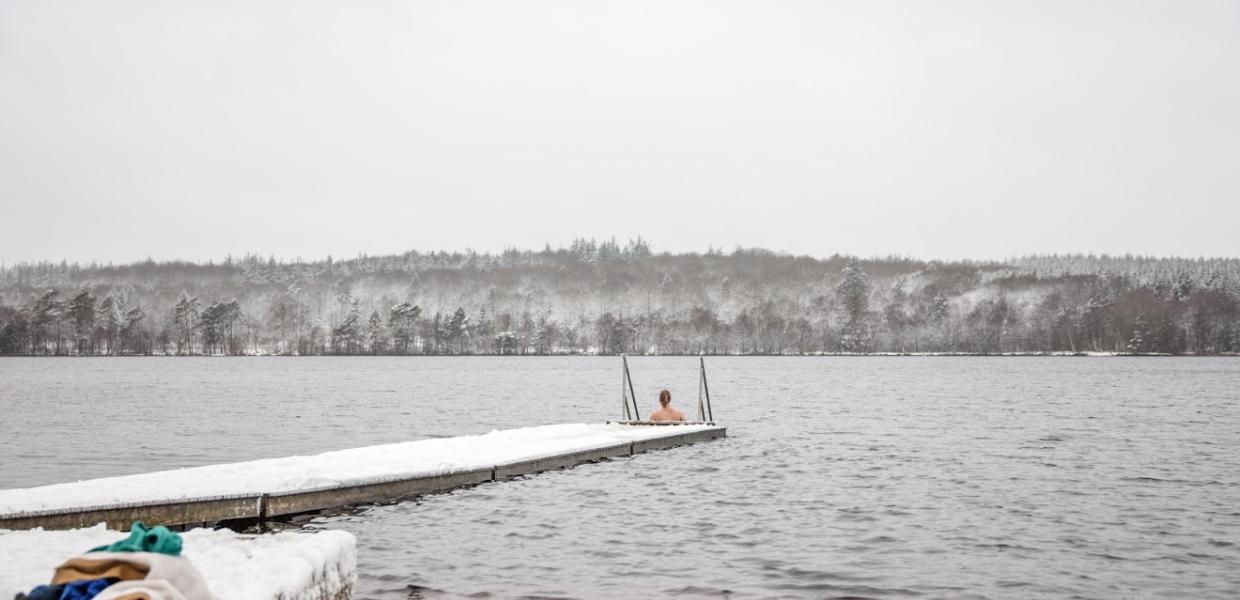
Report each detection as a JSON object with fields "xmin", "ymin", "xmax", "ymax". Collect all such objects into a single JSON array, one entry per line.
[{"xmin": 836, "ymin": 258, "xmax": 869, "ymax": 350}]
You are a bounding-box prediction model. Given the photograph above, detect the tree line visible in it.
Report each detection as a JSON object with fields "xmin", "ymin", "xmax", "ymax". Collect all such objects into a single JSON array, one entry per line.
[{"xmin": 2, "ymin": 239, "xmax": 1238, "ymax": 356}]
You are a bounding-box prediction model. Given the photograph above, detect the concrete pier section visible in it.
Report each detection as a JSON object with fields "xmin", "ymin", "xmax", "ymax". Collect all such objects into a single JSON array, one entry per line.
[{"xmin": 0, "ymin": 423, "xmax": 725, "ymax": 531}]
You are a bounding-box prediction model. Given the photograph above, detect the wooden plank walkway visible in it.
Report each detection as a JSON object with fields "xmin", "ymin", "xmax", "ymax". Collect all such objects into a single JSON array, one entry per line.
[{"xmin": 0, "ymin": 425, "xmax": 725, "ymax": 531}]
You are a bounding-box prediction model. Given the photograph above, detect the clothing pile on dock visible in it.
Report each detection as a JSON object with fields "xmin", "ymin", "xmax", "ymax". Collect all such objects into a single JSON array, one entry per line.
[{"xmin": 13, "ymin": 523, "xmax": 216, "ymax": 600}]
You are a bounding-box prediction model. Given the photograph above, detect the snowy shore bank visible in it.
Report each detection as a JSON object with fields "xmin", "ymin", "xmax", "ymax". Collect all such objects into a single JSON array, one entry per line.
[{"xmin": 1, "ymin": 348, "xmax": 1204, "ymax": 357}]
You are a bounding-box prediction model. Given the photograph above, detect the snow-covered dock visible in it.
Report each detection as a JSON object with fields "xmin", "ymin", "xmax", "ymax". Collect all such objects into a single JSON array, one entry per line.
[
  {"xmin": 0, "ymin": 423, "xmax": 725, "ymax": 530},
  {"xmin": 0, "ymin": 524, "xmax": 356, "ymax": 600}
]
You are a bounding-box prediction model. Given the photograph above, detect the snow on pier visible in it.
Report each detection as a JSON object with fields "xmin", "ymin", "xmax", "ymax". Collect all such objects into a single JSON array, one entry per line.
[
  {"xmin": 0, "ymin": 525, "xmax": 356, "ymax": 600},
  {"xmin": 0, "ymin": 423, "xmax": 725, "ymax": 530}
]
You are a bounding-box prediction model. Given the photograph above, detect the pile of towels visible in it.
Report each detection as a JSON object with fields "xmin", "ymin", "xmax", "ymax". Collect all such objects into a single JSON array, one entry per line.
[{"xmin": 14, "ymin": 522, "xmax": 215, "ymax": 600}]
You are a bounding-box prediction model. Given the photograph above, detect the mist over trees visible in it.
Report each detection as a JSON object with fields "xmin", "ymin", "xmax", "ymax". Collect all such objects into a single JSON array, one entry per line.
[{"xmin": 2, "ymin": 239, "xmax": 1239, "ymax": 356}]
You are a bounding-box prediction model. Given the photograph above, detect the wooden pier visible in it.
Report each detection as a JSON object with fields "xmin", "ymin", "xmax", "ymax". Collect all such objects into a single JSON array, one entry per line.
[{"xmin": 0, "ymin": 424, "xmax": 725, "ymax": 531}]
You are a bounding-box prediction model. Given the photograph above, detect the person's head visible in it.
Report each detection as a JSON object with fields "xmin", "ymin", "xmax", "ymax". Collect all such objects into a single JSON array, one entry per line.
[{"xmin": 659, "ymin": 389, "xmax": 671, "ymax": 407}]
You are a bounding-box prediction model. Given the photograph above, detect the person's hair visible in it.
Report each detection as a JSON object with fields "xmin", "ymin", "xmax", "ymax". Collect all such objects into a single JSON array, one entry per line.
[{"xmin": 659, "ymin": 389, "xmax": 671, "ymax": 406}]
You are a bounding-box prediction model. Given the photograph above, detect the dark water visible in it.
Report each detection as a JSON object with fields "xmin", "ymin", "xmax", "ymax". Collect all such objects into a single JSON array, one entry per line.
[{"xmin": 2, "ymin": 357, "xmax": 1239, "ymax": 599}]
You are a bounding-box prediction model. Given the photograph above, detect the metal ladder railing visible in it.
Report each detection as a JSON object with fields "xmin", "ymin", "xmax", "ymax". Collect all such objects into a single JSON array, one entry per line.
[{"xmin": 619, "ymin": 354, "xmax": 715, "ymax": 423}]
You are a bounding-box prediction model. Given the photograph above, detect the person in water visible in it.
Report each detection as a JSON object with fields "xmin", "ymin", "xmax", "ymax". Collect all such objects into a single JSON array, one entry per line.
[{"xmin": 648, "ymin": 389, "xmax": 686, "ymax": 422}]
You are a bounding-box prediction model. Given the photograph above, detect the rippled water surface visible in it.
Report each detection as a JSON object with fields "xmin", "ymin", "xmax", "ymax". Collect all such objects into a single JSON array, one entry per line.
[{"xmin": 3, "ymin": 357, "xmax": 1239, "ymax": 598}]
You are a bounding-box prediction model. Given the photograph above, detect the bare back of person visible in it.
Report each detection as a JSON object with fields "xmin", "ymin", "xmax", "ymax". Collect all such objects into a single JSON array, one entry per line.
[
  {"xmin": 649, "ymin": 389, "xmax": 686, "ymax": 422},
  {"xmin": 649, "ymin": 407, "xmax": 686, "ymax": 422}
]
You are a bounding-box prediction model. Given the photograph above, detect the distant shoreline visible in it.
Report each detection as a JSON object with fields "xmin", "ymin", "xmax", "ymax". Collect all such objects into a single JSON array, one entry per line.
[
  {"xmin": 6, "ymin": 250, "xmax": 1239, "ymax": 359},
  {"xmin": 4, "ymin": 352, "xmax": 1232, "ymax": 358}
]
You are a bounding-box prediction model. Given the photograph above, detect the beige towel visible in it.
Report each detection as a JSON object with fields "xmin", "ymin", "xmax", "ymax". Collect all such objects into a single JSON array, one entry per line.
[
  {"xmin": 51, "ymin": 556, "xmax": 148, "ymax": 584},
  {"xmin": 53, "ymin": 552, "xmax": 216, "ymax": 600}
]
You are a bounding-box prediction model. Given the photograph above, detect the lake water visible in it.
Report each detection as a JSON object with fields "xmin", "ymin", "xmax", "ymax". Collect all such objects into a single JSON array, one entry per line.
[{"xmin": 2, "ymin": 357, "xmax": 1239, "ymax": 599}]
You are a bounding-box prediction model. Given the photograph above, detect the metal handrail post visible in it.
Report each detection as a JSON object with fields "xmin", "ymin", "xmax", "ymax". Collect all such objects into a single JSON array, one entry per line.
[
  {"xmin": 620, "ymin": 354, "xmax": 631, "ymax": 420},
  {"xmin": 700, "ymin": 356, "xmax": 714, "ymax": 421},
  {"xmin": 623, "ymin": 354, "xmax": 641, "ymax": 420},
  {"xmin": 697, "ymin": 354, "xmax": 707, "ymax": 422}
]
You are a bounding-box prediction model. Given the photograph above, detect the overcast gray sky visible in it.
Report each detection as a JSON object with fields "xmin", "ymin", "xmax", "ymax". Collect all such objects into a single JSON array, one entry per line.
[{"xmin": 1, "ymin": 0, "xmax": 1237, "ymax": 265}]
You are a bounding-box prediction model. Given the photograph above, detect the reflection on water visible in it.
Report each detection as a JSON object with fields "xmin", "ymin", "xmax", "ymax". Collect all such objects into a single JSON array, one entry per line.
[{"xmin": 4, "ymin": 357, "xmax": 1240, "ymax": 598}]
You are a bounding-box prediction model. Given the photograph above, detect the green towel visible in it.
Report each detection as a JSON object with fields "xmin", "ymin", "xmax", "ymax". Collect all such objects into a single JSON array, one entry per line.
[{"xmin": 89, "ymin": 521, "xmax": 183, "ymax": 556}]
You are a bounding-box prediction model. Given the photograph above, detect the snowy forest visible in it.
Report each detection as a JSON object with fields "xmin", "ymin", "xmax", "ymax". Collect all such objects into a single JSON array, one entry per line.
[{"xmin": 2, "ymin": 239, "xmax": 1239, "ymax": 356}]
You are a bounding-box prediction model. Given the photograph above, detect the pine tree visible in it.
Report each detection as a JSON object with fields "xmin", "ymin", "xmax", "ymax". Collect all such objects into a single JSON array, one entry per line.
[
  {"xmin": 122, "ymin": 306, "xmax": 147, "ymax": 354},
  {"xmin": 173, "ymin": 292, "xmax": 200, "ymax": 355},
  {"xmin": 836, "ymin": 258, "xmax": 869, "ymax": 351},
  {"xmin": 98, "ymin": 297, "xmax": 121, "ymax": 355},
  {"xmin": 67, "ymin": 290, "xmax": 96, "ymax": 354},
  {"xmin": 333, "ymin": 299, "xmax": 361, "ymax": 354},
  {"xmin": 1127, "ymin": 317, "xmax": 1146, "ymax": 353},
  {"xmin": 387, "ymin": 302, "xmax": 421, "ymax": 354},
  {"xmin": 30, "ymin": 289, "xmax": 64, "ymax": 354},
  {"xmin": 367, "ymin": 311, "xmax": 385, "ymax": 354},
  {"xmin": 445, "ymin": 307, "xmax": 468, "ymax": 354}
]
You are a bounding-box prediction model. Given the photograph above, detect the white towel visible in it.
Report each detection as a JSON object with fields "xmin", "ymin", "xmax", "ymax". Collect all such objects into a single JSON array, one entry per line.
[{"xmin": 93, "ymin": 579, "xmax": 189, "ymax": 600}]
